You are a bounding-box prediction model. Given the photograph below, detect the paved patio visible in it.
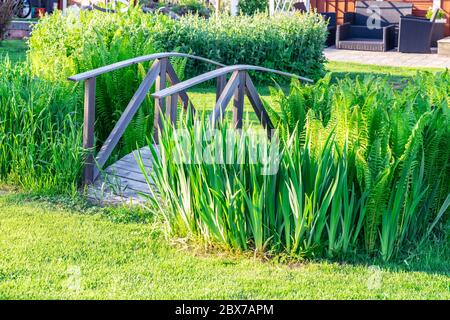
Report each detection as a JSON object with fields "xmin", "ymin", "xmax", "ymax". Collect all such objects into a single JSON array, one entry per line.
[{"xmin": 324, "ymin": 47, "xmax": 450, "ymax": 69}]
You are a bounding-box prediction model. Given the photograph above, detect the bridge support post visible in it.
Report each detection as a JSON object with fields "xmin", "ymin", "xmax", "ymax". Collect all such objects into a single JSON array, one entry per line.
[
  {"xmin": 216, "ymin": 72, "xmax": 226, "ymax": 103},
  {"xmin": 83, "ymin": 77, "xmax": 96, "ymax": 185},
  {"xmin": 244, "ymin": 74, "xmax": 274, "ymax": 138},
  {"xmin": 166, "ymin": 93, "xmax": 179, "ymax": 125},
  {"xmin": 153, "ymin": 58, "xmax": 167, "ymax": 143},
  {"xmin": 233, "ymin": 71, "xmax": 246, "ymax": 129}
]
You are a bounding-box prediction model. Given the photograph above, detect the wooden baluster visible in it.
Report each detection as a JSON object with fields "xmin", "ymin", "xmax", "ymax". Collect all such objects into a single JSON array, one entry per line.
[
  {"xmin": 216, "ymin": 72, "xmax": 226, "ymax": 103},
  {"xmin": 92, "ymin": 60, "xmax": 161, "ymax": 180},
  {"xmin": 210, "ymin": 71, "xmax": 241, "ymax": 127},
  {"xmin": 166, "ymin": 61, "xmax": 195, "ymax": 115},
  {"xmin": 233, "ymin": 71, "xmax": 246, "ymax": 129},
  {"xmin": 166, "ymin": 93, "xmax": 179, "ymax": 125},
  {"xmin": 153, "ymin": 58, "xmax": 167, "ymax": 143},
  {"xmin": 83, "ymin": 77, "xmax": 96, "ymax": 185},
  {"xmin": 245, "ymin": 73, "xmax": 274, "ymax": 138}
]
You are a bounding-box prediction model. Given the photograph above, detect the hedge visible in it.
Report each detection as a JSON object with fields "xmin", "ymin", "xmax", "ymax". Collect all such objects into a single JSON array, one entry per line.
[{"xmin": 29, "ymin": 8, "xmax": 327, "ymax": 82}]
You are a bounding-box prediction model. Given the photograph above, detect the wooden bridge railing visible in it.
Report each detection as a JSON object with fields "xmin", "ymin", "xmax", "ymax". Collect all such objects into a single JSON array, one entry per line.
[
  {"xmin": 69, "ymin": 53, "xmax": 313, "ymax": 185},
  {"xmin": 69, "ymin": 52, "xmax": 225, "ymax": 184},
  {"xmin": 152, "ymin": 65, "xmax": 313, "ymax": 131}
]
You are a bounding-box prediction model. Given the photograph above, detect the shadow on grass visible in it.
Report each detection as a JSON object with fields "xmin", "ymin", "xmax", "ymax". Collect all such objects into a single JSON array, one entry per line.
[
  {"xmin": 1, "ymin": 189, "xmax": 448, "ymax": 277},
  {"xmin": 330, "ymin": 72, "xmax": 413, "ymax": 90}
]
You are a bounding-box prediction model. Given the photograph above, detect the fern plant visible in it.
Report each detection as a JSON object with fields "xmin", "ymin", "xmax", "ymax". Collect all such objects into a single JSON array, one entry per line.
[{"xmin": 262, "ymin": 71, "xmax": 450, "ymax": 260}]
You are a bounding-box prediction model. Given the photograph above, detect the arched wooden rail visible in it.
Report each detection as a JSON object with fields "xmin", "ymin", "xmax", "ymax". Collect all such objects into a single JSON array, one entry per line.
[
  {"xmin": 69, "ymin": 52, "xmax": 225, "ymax": 183},
  {"xmin": 68, "ymin": 52, "xmax": 313, "ymax": 185},
  {"xmin": 152, "ymin": 64, "xmax": 313, "ymax": 130}
]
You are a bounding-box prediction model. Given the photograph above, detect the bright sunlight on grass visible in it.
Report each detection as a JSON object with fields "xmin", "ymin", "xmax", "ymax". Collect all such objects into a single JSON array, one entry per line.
[{"xmin": 0, "ymin": 193, "xmax": 448, "ymax": 300}]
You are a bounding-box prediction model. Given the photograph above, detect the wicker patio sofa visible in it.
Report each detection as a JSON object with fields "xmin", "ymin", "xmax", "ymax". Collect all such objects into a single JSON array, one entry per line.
[
  {"xmin": 336, "ymin": 1, "xmax": 412, "ymax": 52},
  {"xmin": 398, "ymin": 9, "xmax": 439, "ymax": 53}
]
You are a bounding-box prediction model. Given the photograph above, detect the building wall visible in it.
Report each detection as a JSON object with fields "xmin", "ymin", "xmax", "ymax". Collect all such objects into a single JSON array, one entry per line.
[{"xmin": 310, "ymin": 0, "xmax": 450, "ymax": 36}]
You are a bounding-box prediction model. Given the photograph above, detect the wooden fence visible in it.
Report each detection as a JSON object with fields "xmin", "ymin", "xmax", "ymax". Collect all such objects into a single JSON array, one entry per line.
[{"xmin": 311, "ymin": 0, "xmax": 450, "ymax": 36}]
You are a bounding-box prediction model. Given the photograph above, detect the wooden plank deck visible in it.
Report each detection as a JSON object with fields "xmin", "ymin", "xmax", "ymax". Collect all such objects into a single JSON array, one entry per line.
[{"xmin": 87, "ymin": 146, "xmax": 159, "ymax": 205}]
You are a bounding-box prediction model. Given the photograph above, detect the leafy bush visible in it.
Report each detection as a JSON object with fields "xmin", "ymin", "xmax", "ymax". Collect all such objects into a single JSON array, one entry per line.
[
  {"xmin": 264, "ymin": 74, "xmax": 333, "ymax": 139},
  {"xmin": 155, "ymin": 12, "xmax": 327, "ymax": 81},
  {"xmin": 238, "ymin": 0, "xmax": 267, "ymax": 15},
  {"xmin": 29, "ymin": 9, "xmax": 327, "ymax": 83},
  {"xmin": 145, "ymin": 71, "xmax": 450, "ymax": 261},
  {"xmin": 300, "ymin": 72, "xmax": 450, "ymax": 260},
  {"xmin": 0, "ymin": 0, "xmax": 14, "ymax": 40},
  {"xmin": 0, "ymin": 58, "xmax": 83, "ymax": 195}
]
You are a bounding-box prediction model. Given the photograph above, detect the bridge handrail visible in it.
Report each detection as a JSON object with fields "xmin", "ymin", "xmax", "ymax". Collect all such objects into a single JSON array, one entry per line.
[
  {"xmin": 152, "ymin": 64, "xmax": 313, "ymax": 99},
  {"xmin": 68, "ymin": 52, "xmax": 226, "ymax": 82}
]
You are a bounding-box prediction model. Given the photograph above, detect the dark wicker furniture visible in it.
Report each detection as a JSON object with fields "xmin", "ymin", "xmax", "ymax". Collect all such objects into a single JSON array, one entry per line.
[
  {"xmin": 398, "ymin": 10, "xmax": 439, "ymax": 53},
  {"xmin": 321, "ymin": 12, "xmax": 337, "ymax": 47},
  {"xmin": 336, "ymin": 1, "xmax": 412, "ymax": 51}
]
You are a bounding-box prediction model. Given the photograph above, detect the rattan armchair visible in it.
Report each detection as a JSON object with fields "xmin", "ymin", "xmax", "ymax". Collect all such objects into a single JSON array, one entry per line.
[{"xmin": 398, "ymin": 9, "xmax": 439, "ymax": 53}]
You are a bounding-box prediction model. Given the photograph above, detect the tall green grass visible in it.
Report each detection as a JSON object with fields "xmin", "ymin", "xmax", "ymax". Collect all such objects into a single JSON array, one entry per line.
[
  {"xmin": 0, "ymin": 58, "xmax": 83, "ymax": 195},
  {"xmin": 145, "ymin": 71, "xmax": 450, "ymax": 261}
]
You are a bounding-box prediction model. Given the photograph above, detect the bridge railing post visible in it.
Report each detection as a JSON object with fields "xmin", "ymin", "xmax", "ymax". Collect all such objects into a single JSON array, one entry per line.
[
  {"xmin": 153, "ymin": 58, "xmax": 167, "ymax": 143},
  {"xmin": 166, "ymin": 93, "xmax": 179, "ymax": 125},
  {"xmin": 233, "ymin": 71, "xmax": 246, "ymax": 129},
  {"xmin": 216, "ymin": 68, "xmax": 226, "ymax": 103},
  {"xmin": 83, "ymin": 77, "xmax": 96, "ymax": 185}
]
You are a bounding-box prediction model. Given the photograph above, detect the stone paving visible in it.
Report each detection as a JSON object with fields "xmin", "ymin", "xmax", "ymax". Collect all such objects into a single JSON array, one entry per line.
[{"xmin": 324, "ymin": 46, "xmax": 450, "ymax": 69}]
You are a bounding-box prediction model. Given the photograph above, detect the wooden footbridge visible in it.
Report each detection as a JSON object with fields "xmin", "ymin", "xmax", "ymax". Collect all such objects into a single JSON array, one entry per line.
[{"xmin": 68, "ymin": 52, "xmax": 312, "ymax": 204}]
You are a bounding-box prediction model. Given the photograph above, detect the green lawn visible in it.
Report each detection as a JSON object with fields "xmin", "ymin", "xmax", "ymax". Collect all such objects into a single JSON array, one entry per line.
[
  {"xmin": 0, "ymin": 40, "xmax": 27, "ymax": 65},
  {"xmin": 0, "ymin": 192, "xmax": 448, "ymax": 300}
]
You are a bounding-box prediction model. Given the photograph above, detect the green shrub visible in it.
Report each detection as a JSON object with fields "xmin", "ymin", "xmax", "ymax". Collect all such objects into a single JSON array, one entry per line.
[
  {"xmin": 301, "ymin": 72, "xmax": 450, "ymax": 260},
  {"xmin": 0, "ymin": 58, "xmax": 83, "ymax": 195},
  {"xmin": 29, "ymin": 9, "xmax": 327, "ymax": 84},
  {"xmin": 145, "ymin": 71, "xmax": 450, "ymax": 261},
  {"xmin": 238, "ymin": 0, "xmax": 267, "ymax": 15},
  {"xmin": 155, "ymin": 12, "xmax": 327, "ymax": 81},
  {"xmin": 171, "ymin": 0, "xmax": 212, "ymax": 17}
]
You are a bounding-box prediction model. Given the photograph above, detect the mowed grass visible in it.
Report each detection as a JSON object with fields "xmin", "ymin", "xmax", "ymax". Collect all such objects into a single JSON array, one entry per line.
[
  {"xmin": 0, "ymin": 40, "xmax": 27, "ymax": 64},
  {"xmin": 0, "ymin": 193, "xmax": 449, "ymax": 300}
]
